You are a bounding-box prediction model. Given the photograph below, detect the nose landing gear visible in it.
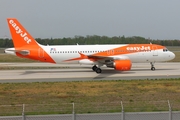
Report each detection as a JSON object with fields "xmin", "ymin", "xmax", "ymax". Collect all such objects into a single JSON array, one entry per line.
[{"xmin": 150, "ymin": 62, "xmax": 155, "ymax": 71}]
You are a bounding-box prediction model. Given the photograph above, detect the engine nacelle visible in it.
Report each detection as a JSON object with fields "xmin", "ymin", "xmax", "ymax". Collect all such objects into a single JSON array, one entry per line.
[{"xmin": 106, "ymin": 59, "xmax": 132, "ymax": 71}]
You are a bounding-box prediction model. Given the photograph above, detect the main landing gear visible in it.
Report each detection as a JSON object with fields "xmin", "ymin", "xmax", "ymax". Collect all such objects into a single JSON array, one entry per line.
[
  {"xmin": 92, "ymin": 65, "xmax": 102, "ymax": 73},
  {"xmin": 150, "ymin": 62, "xmax": 155, "ymax": 71}
]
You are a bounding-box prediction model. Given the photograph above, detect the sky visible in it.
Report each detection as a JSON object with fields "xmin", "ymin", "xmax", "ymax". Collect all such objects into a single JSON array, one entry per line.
[{"xmin": 1, "ymin": 0, "xmax": 180, "ymax": 40}]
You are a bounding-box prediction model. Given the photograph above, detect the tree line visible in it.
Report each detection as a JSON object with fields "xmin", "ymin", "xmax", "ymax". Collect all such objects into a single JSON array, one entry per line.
[{"xmin": 0, "ymin": 35, "xmax": 180, "ymax": 48}]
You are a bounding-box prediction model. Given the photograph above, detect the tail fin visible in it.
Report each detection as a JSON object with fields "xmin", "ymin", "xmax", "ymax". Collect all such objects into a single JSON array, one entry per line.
[
  {"xmin": 7, "ymin": 18, "xmax": 38, "ymax": 48},
  {"xmin": 6, "ymin": 18, "xmax": 56, "ymax": 63}
]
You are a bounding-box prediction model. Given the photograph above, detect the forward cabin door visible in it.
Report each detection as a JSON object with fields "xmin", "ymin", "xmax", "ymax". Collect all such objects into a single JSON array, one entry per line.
[{"xmin": 152, "ymin": 46, "xmax": 158, "ymax": 56}]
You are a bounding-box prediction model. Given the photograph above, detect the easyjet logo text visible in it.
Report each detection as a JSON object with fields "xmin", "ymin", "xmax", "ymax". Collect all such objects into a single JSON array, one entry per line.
[
  {"xmin": 9, "ymin": 20, "xmax": 31, "ymax": 44},
  {"xmin": 126, "ymin": 46, "xmax": 151, "ymax": 51}
]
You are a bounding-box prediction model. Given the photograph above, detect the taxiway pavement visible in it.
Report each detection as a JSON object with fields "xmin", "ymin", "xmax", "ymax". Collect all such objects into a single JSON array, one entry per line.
[{"xmin": 0, "ymin": 62, "xmax": 179, "ymax": 83}]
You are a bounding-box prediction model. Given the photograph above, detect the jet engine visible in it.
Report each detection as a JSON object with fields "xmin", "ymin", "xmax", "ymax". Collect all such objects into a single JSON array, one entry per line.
[{"xmin": 106, "ymin": 59, "xmax": 132, "ymax": 71}]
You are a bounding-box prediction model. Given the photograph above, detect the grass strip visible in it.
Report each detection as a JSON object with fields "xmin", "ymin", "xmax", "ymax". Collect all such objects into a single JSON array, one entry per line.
[
  {"xmin": 0, "ymin": 79, "xmax": 180, "ymax": 115},
  {"xmin": 0, "ymin": 66, "xmax": 69, "ymax": 70}
]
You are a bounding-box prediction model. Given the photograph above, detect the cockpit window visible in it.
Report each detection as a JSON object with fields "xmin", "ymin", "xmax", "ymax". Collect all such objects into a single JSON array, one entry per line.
[{"xmin": 163, "ymin": 48, "xmax": 168, "ymax": 52}]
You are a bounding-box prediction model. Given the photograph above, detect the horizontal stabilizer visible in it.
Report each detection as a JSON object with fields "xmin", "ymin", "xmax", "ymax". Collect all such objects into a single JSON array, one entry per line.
[{"xmin": 4, "ymin": 48, "xmax": 30, "ymax": 55}]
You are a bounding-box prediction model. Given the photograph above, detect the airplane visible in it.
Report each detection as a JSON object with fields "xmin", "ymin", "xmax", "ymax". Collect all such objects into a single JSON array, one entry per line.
[{"xmin": 5, "ymin": 18, "xmax": 175, "ymax": 73}]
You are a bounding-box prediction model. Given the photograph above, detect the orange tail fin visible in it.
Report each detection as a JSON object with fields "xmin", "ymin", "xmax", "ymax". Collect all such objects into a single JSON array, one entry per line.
[
  {"xmin": 7, "ymin": 18, "xmax": 38, "ymax": 48},
  {"xmin": 7, "ymin": 18, "xmax": 55, "ymax": 63}
]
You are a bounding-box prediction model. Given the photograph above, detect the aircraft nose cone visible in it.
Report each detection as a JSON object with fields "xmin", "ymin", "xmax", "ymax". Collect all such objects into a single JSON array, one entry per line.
[{"xmin": 171, "ymin": 52, "xmax": 175, "ymax": 60}]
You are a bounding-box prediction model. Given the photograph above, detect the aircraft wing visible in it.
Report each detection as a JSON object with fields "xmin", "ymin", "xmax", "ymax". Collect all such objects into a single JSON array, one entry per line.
[
  {"xmin": 87, "ymin": 54, "xmax": 130, "ymax": 63},
  {"xmin": 65, "ymin": 52, "xmax": 129, "ymax": 63}
]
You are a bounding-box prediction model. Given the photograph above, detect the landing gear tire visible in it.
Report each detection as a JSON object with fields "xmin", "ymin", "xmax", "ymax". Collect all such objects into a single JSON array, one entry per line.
[
  {"xmin": 95, "ymin": 68, "xmax": 102, "ymax": 74},
  {"xmin": 151, "ymin": 67, "xmax": 155, "ymax": 71},
  {"xmin": 150, "ymin": 62, "xmax": 155, "ymax": 71},
  {"xmin": 92, "ymin": 65, "xmax": 97, "ymax": 71}
]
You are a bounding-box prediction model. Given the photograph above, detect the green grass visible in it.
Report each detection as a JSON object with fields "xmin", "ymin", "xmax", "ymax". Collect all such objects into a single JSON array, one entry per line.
[
  {"xmin": 0, "ymin": 48, "xmax": 5, "ymax": 53},
  {"xmin": 0, "ymin": 79, "xmax": 180, "ymax": 115},
  {"xmin": 0, "ymin": 54, "xmax": 37, "ymax": 62},
  {"xmin": 0, "ymin": 66, "xmax": 69, "ymax": 70},
  {"xmin": 167, "ymin": 46, "xmax": 180, "ymax": 51}
]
